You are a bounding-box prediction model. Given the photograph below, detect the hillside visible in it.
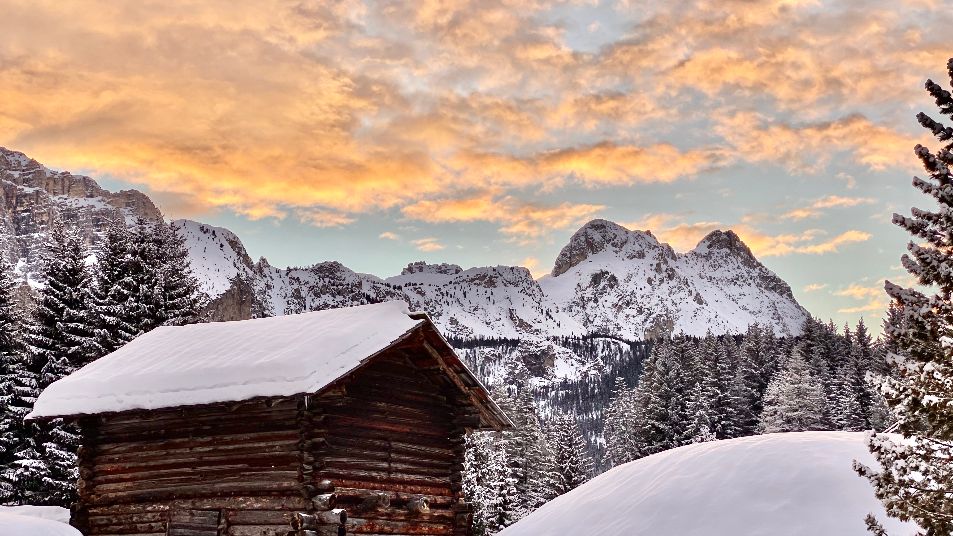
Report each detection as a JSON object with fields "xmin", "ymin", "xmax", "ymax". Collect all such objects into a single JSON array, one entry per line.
[{"xmin": 500, "ymin": 432, "xmax": 919, "ymax": 536}]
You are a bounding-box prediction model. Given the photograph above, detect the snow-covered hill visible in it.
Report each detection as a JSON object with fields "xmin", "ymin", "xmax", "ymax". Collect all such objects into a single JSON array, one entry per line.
[
  {"xmin": 0, "ymin": 506, "xmax": 77, "ymax": 536},
  {"xmin": 540, "ymin": 219, "xmax": 808, "ymax": 338},
  {"xmin": 500, "ymin": 432, "xmax": 919, "ymax": 536}
]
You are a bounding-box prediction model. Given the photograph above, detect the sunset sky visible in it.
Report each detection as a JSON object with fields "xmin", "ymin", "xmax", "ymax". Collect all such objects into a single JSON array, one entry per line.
[{"xmin": 1, "ymin": 0, "xmax": 951, "ymax": 331}]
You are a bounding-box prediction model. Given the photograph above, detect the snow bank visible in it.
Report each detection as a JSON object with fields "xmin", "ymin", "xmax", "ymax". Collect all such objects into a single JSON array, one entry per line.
[
  {"xmin": 0, "ymin": 505, "xmax": 70, "ymax": 523},
  {"xmin": 30, "ymin": 301, "xmax": 423, "ymax": 418},
  {"xmin": 500, "ymin": 431, "xmax": 919, "ymax": 536},
  {"xmin": 0, "ymin": 511, "xmax": 78, "ymax": 536}
]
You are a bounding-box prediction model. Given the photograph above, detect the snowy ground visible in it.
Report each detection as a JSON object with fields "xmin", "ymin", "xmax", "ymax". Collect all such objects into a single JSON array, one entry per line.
[
  {"xmin": 500, "ymin": 431, "xmax": 920, "ymax": 536},
  {"xmin": 0, "ymin": 506, "xmax": 77, "ymax": 535}
]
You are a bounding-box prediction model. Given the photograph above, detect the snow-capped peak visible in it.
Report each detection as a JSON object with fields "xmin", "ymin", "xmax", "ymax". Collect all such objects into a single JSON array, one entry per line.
[{"xmin": 540, "ymin": 220, "xmax": 808, "ymax": 338}]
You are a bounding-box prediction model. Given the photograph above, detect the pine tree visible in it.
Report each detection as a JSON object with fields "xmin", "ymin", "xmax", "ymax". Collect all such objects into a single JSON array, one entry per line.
[
  {"xmin": 27, "ymin": 220, "xmax": 101, "ymax": 374},
  {"xmin": 698, "ymin": 334, "xmax": 739, "ymax": 439},
  {"xmin": 157, "ymin": 222, "xmax": 202, "ymax": 326},
  {"xmin": 22, "ymin": 220, "xmax": 95, "ymax": 506},
  {"xmin": 463, "ymin": 431, "xmax": 499, "ymax": 536},
  {"xmin": 759, "ymin": 343, "xmax": 827, "ymax": 433},
  {"xmin": 603, "ymin": 376, "xmax": 641, "ymax": 467},
  {"xmin": 686, "ymin": 381, "xmax": 716, "ymax": 443},
  {"xmin": 0, "ymin": 263, "xmax": 39, "ymax": 504},
  {"xmin": 91, "ymin": 218, "xmax": 139, "ymax": 355},
  {"xmin": 736, "ymin": 324, "xmax": 778, "ymax": 435},
  {"xmin": 856, "ymin": 57, "xmax": 953, "ymax": 535},
  {"xmin": 549, "ymin": 414, "xmax": 593, "ymax": 495},
  {"xmin": 636, "ymin": 337, "xmax": 694, "ymax": 454}
]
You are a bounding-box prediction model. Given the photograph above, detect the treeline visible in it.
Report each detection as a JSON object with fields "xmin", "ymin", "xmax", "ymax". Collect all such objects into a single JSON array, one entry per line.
[
  {"xmin": 603, "ymin": 319, "xmax": 889, "ymax": 467},
  {"xmin": 0, "ymin": 218, "xmax": 202, "ymax": 506},
  {"xmin": 463, "ymin": 383, "xmax": 594, "ymax": 536},
  {"xmin": 464, "ymin": 318, "xmax": 892, "ymax": 535}
]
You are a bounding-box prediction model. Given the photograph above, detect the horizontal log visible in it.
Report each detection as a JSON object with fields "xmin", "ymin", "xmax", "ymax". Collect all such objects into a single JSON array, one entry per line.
[
  {"xmin": 324, "ymin": 426, "xmax": 454, "ymax": 451},
  {"xmin": 321, "ymin": 405, "xmax": 452, "ymax": 431},
  {"xmin": 227, "ymin": 524, "xmax": 291, "ymax": 536},
  {"xmin": 324, "ymin": 415, "xmax": 451, "ymax": 438},
  {"xmin": 225, "ymin": 509, "xmax": 292, "ymax": 526},
  {"xmin": 92, "ymin": 521, "xmax": 167, "ymax": 534},
  {"xmin": 97, "ymin": 398, "xmax": 299, "ymax": 427},
  {"xmin": 92, "ymin": 470, "xmax": 300, "ymax": 494},
  {"xmin": 320, "ymin": 458, "xmax": 450, "ymax": 478},
  {"xmin": 316, "ymin": 468, "xmax": 449, "ymax": 489},
  {"xmin": 323, "ymin": 436, "xmax": 455, "ymax": 462},
  {"xmin": 87, "ymin": 481, "xmax": 301, "ymax": 505},
  {"xmin": 339, "ymin": 383, "xmax": 447, "ymax": 406},
  {"xmin": 96, "ymin": 430, "xmax": 301, "ymax": 457},
  {"xmin": 332, "ymin": 488, "xmax": 454, "ymax": 509},
  {"xmin": 323, "ymin": 478, "xmax": 451, "ymax": 498},
  {"xmin": 87, "ymin": 495, "xmax": 309, "ymax": 515},
  {"xmin": 93, "ymin": 456, "xmax": 300, "ymax": 483},
  {"xmin": 99, "ymin": 419, "xmax": 299, "ymax": 443},
  {"xmin": 87, "ymin": 511, "xmax": 166, "ymax": 527},
  {"xmin": 346, "ymin": 516, "xmax": 452, "ymax": 535}
]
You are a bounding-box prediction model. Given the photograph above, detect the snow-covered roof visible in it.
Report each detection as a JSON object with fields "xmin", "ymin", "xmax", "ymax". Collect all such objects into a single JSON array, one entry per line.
[{"xmin": 29, "ymin": 301, "xmax": 508, "ymax": 427}]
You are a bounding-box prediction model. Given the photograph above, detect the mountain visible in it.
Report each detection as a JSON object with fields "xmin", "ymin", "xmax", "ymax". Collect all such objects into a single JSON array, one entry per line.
[
  {"xmin": 0, "ymin": 147, "xmax": 161, "ymax": 284},
  {"xmin": 540, "ymin": 219, "xmax": 808, "ymax": 339},
  {"xmin": 0, "ymin": 146, "xmax": 807, "ymax": 342},
  {"xmin": 180, "ymin": 217, "xmax": 806, "ymax": 340}
]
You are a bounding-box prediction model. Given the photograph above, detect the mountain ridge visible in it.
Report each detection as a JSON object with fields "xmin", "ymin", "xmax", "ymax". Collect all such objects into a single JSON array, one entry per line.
[{"xmin": 0, "ymin": 146, "xmax": 809, "ymax": 341}]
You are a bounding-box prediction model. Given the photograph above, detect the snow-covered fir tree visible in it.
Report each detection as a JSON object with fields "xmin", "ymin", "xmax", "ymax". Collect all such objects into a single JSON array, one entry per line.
[
  {"xmin": 603, "ymin": 376, "xmax": 642, "ymax": 467},
  {"xmin": 27, "ymin": 220, "xmax": 101, "ymax": 374},
  {"xmin": 549, "ymin": 413, "xmax": 593, "ymax": 495},
  {"xmin": 0, "ymin": 263, "xmax": 41, "ymax": 504},
  {"xmin": 91, "ymin": 218, "xmax": 140, "ymax": 355},
  {"xmin": 20, "ymin": 220, "xmax": 99, "ymax": 506},
  {"xmin": 157, "ymin": 221, "xmax": 202, "ymax": 326},
  {"xmin": 463, "ymin": 383, "xmax": 560, "ymax": 534},
  {"xmin": 736, "ymin": 324, "xmax": 778, "ymax": 435},
  {"xmin": 635, "ymin": 336, "xmax": 694, "ymax": 454},
  {"xmin": 759, "ymin": 343, "xmax": 827, "ymax": 433},
  {"xmin": 857, "ymin": 57, "xmax": 953, "ymax": 535}
]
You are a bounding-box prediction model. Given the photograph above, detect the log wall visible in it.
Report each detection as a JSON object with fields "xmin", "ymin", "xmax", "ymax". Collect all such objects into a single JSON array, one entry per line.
[
  {"xmin": 313, "ymin": 353, "xmax": 467, "ymax": 536},
  {"xmin": 76, "ymin": 398, "xmax": 311, "ymax": 536}
]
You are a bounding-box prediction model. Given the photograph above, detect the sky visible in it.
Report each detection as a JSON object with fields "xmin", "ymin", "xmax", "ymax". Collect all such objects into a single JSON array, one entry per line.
[{"xmin": 1, "ymin": 0, "xmax": 951, "ymax": 333}]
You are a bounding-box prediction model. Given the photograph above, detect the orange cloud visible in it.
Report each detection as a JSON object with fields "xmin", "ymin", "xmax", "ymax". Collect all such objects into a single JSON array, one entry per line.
[
  {"xmin": 0, "ymin": 0, "xmax": 947, "ymax": 240},
  {"xmin": 717, "ymin": 112, "xmax": 926, "ymax": 173},
  {"xmin": 782, "ymin": 195, "xmax": 876, "ymax": 220},
  {"xmin": 734, "ymin": 226, "xmax": 871, "ymax": 257},
  {"xmin": 624, "ymin": 213, "xmax": 723, "ymax": 252},
  {"xmin": 412, "ymin": 237, "xmax": 445, "ymax": 252},
  {"xmin": 403, "ymin": 194, "xmax": 604, "ymax": 242}
]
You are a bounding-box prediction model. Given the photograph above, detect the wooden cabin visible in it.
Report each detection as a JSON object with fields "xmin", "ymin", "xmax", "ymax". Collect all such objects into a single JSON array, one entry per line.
[{"xmin": 29, "ymin": 301, "xmax": 511, "ymax": 536}]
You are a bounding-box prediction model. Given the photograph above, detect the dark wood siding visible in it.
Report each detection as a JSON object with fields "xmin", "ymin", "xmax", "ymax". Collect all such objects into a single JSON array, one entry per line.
[
  {"xmin": 313, "ymin": 353, "xmax": 468, "ymax": 536},
  {"xmin": 77, "ymin": 399, "xmax": 309, "ymax": 536}
]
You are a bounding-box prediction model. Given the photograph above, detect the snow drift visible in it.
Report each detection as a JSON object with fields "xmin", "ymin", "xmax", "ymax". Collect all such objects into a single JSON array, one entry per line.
[
  {"xmin": 500, "ymin": 431, "xmax": 919, "ymax": 536},
  {"xmin": 0, "ymin": 507, "xmax": 78, "ymax": 536}
]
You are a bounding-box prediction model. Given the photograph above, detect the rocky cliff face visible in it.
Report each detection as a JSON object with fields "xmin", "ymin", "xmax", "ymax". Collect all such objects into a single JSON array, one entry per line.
[{"xmin": 0, "ymin": 147, "xmax": 161, "ymax": 283}]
